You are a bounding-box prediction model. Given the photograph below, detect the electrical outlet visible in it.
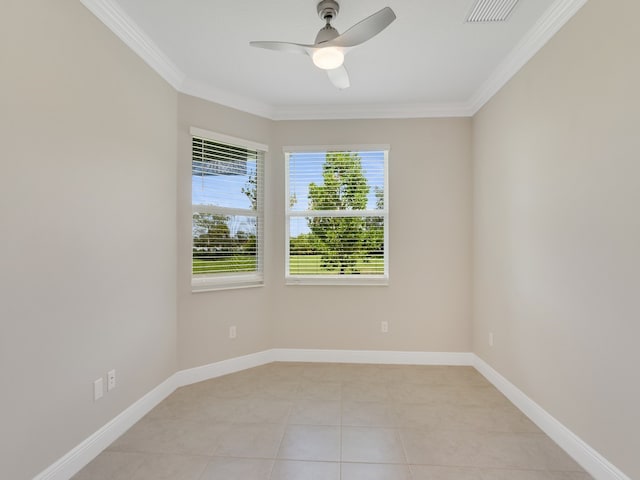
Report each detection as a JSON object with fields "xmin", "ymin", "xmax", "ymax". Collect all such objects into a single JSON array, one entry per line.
[
  {"xmin": 381, "ymin": 321, "xmax": 389, "ymax": 333},
  {"xmin": 107, "ymin": 369, "xmax": 116, "ymax": 391},
  {"xmin": 229, "ymin": 325, "xmax": 237, "ymax": 339},
  {"xmin": 94, "ymin": 378, "xmax": 104, "ymax": 401},
  {"xmin": 489, "ymin": 332, "xmax": 494, "ymax": 347}
]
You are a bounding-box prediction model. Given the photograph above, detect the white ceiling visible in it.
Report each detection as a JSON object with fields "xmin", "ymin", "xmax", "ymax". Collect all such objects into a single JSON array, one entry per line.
[{"xmin": 82, "ymin": 0, "xmax": 587, "ymax": 119}]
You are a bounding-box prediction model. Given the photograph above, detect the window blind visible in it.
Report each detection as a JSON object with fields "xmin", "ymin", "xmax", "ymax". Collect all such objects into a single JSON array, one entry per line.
[
  {"xmin": 191, "ymin": 128, "xmax": 266, "ymax": 291},
  {"xmin": 285, "ymin": 148, "xmax": 388, "ymax": 285}
]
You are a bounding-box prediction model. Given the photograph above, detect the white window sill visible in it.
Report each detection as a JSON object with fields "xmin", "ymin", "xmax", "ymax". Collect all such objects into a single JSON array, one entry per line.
[{"xmin": 285, "ymin": 275, "xmax": 389, "ymax": 286}]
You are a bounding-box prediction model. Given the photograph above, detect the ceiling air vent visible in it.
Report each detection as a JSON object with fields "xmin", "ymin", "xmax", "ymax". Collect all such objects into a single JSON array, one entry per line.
[{"xmin": 465, "ymin": 0, "xmax": 520, "ymax": 23}]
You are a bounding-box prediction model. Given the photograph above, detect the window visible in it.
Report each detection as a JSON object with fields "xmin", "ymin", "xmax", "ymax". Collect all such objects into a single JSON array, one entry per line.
[
  {"xmin": 191, "ymin": 127, "xmax": 266, "ymax": 291},
  {"xmin": 285, "ymin": 145, "xmax": 389, "ymax": 285}
]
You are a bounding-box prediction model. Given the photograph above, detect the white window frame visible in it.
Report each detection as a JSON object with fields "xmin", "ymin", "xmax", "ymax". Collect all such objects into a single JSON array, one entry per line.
[
  {"xmin": 191, "ymin": 127, "xmax": 267, "ymax": 292},
  {"xmin": 284, "ymin": 144, "xmax": 389, "ymax": 286}
]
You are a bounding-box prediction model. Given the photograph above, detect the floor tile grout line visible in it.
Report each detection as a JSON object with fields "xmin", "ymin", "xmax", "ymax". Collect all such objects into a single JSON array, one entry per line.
[
  {"xmin": 267, "ymin": 380, "xmax": 297, "ymax": 479},
  {"xmin": 74, "ymin": 363, "xmax": 593, "ymax": 479}
]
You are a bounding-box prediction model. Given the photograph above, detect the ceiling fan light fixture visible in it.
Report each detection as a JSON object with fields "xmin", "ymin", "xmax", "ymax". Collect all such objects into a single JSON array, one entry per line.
[
  {"xmin": 312, "ymin": 47, "xmax": 344, "ymax": 70},
  {"xmin": 250, "ymin": 2, "xmax": 396, "ymax": 88}
]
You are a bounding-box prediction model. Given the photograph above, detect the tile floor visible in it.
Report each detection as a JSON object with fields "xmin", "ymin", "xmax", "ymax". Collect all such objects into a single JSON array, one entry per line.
[{"xmin": 73, "ymin": 363, "xmax": 593, "ymax": 480}]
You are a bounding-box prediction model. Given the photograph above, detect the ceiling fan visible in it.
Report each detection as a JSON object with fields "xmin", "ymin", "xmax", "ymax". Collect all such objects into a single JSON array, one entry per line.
[{"xmin": 249, "ymin": 0, "xmax": 396, "ymax": 89}]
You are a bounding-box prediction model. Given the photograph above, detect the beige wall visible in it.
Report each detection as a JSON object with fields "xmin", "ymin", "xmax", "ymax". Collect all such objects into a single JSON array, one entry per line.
[
  {"xmin": 177, "ymin": 98, "xmax": 472, "ymax": 368},
  {"xmin": 271, "ymin": 119, "xmax": 472, "ymax": 352},
  {"xmin": 177, "ymin": 94, "xmax": 274, "ymax": 369},
  {"xmin": 472, "ymin": 0, "xmax": 640, "ymax": 478},
  {"xmin": 6, "ymin": 0, "xmax": 637, "ymax": 477},
  {"xmin": 0, "ymin": 1, "xmax": 178, "ymax": 478}
]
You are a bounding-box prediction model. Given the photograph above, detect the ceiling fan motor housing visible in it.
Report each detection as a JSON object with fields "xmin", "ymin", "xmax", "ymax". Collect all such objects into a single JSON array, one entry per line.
[
  {"xmin": 315, "ymin": 24, "xmax": 340, "ymax": 44},
  {"xmin": 317, "ymin": 0, "xmax": 340, "ymax": 22}
]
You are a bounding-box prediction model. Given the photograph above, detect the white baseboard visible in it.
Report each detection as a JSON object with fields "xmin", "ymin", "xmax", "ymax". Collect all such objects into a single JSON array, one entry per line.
[
  {"xmin": 35, "ymin": 349, "xmax": 629, "ymax": 480},
  {"xmin": 34, "ymin": 348, "xmax": 471, "ymax": 479},
  {"xmin": 173, "ymin": 349, "xmax": 275, "ymax": 387},
  {"xmin": 472, "ymin": 355, "xmax": 631, "ymax": 480},
  {"xmin": 271, "ymin": 348, "xmax": 474, "ymax": 366},
  {"xmin": 33, "ymin": 375, "xmax": 176, "ymax": 480}
]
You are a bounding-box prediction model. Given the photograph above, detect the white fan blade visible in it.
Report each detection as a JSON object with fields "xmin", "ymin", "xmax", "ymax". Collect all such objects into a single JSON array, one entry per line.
[
  {"xmin": 327, "ymin": 65, "xmax": 350, "ymax": 89},
  {"xmin": 249, "ymin": 41, "xmax": 312, "ymax": 55},
  {"xmin": 328, "ymin": 7, "xmax": 396, "ymax": 48}
]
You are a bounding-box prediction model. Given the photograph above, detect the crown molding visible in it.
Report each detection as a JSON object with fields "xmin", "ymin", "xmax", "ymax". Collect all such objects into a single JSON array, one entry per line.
[
  {"xmin": 79, "ymin": 0, "xmax": 185, "ymax": 90},
  {"xmin": 81, "ymin": 0, "xmax": 587, "ymax": 120},
  {"xmin": 467, "ymin": 0, "xmax": 589, "ymax": 115},
  {"xmin": 180, "ymin": 77, "xmax": 276, "ymax": 120},
  {"xmin": 271, "ymin": 101, "xmax": 474, "ymax": 121}
]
